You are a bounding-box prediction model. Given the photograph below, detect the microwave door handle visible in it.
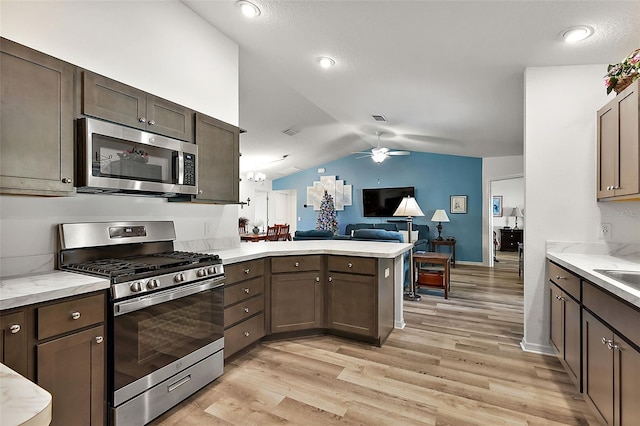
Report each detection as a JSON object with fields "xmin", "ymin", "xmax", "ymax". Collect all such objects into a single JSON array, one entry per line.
[{"xmin": 176, "ymin": 152, "xmax": 184, "ymax": 185}]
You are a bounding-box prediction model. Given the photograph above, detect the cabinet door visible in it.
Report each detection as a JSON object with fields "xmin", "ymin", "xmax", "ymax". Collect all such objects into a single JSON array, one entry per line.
[
  {"xmin": 564, "ymin": 293, "xmax": 581, "ymax": 387},
  {"xmin": 328, "ymin": 272, "xmax": 376, "ymax": 337},
  {"xmin": 37, "ymin": 325, "xmax": 105, "ymax": 426},
  {"xmin": 597, "ymin": 100, "xmax": 618, "ymax": 199},
  {"xmin": 583, "ymin": 311, "xmax": 613, "ymax": 425},
  {"xmin": 549, "ymin": 284, "xmax": 563, "ymax": 355},
  {"xmin": 146, "ymin": 94, "xmax": 193, "ymax": 142},
  {"xmin": 82, "ymin": 71, "xmax": 146, "ymax": 131},
  {"xmin": 271, "ymin": 271, "xmax": 322, "ymax": 333},
  {"xmin": 193, "ymin": 112, "xmax": 239, "ymax": 203},
  {"xmin": 0, "ymin": 310, "xmax": 29, "ymax": 377},
  {"xmin": 617, "ymin": 84, "xmax": 639, "ymax": 197},
  {"xmin": 615, "ymin": 336, "xmax": 640, "ymax": 426},
  {"xmin": 1, "ymin": 38, "xmax": 75, "ymax": 195}
]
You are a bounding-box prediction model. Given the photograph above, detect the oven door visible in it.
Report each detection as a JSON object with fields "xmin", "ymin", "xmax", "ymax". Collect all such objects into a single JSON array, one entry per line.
[{"xmin": 111, "ymin": 277, "xmax": 224, "ymax": 406}]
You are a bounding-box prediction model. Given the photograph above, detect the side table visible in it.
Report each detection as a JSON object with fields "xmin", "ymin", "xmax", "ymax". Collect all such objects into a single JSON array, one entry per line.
[
  {"xmin": 413, "ymin": 252, "xmax": 452, "ymax": 299},
  {"xmin": 430, "ymin": 239, "xmax": 456, "ymax": 267}
]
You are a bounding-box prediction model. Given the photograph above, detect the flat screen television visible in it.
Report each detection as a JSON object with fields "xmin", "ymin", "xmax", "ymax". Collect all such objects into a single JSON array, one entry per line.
[{"xmin": 362, "ymin": 186, "xmax": 415, "ymax": 217}]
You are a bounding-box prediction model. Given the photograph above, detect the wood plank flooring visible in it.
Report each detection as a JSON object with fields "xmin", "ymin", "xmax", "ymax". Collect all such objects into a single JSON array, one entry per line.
[{"xmin": 152, "ymin": 253, "xmax": 598, "ymax": 425}]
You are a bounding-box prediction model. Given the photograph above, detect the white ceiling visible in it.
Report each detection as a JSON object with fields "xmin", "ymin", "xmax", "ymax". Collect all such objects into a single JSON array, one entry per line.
[{"xmin": 183, "ymin": 0, "xmax": 640, "ymax": 178}]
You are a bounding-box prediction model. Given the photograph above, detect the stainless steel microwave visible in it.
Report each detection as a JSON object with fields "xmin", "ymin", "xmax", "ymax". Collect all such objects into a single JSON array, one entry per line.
[{"xmin": 76, "ymin": 118, "xmax": 197, "ymax": 197}]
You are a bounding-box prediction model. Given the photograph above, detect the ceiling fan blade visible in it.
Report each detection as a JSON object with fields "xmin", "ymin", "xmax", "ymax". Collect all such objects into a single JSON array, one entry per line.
[
  {"xmin": 388, "ymin": 151, "xmax": 411, "ymax": 156},
  {"xmin": 351, "ymin": 151, "xmax": 373, "ymax": 155},
  {"xmin": 356, "ymin": 154, "xmax": 373, "ymax": 159}
]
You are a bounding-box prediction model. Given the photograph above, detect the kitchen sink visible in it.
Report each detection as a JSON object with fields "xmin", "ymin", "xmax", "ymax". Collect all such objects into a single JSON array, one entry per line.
[{"xmin": 595, "ymin": 269, "xmax": 640, "ymax": 291}]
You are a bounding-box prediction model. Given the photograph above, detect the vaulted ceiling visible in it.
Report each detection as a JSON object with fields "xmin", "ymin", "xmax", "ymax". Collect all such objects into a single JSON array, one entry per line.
[{"xmin": 183, "ymin": 0, "xmax": 640, "ymax": 178}]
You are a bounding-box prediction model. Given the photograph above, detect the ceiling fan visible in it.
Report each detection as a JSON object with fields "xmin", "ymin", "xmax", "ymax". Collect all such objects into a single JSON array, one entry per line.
[{"xmin": 354, "ymin": 132, "xmax": 410, "ymax": 163}]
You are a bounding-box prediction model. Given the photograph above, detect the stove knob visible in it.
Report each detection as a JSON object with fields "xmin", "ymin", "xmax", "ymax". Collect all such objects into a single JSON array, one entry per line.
[
  {"xmin": 197, "ymin": 269, "xmax": 207, "ymax": 277},
  {"xmin": 208, "ymin": 266, "xmax": 216, "ymax": 275},
  {"xmin": 130, "ymin": 281, "xmax": 143, "ymax": 292},
  {"xmin": 147, "ymin": 279, "xmax": 160, "ymax": 289},
  {"xmin": 174, "ymin": 273, "xmax": 185, "ymax": 283}
]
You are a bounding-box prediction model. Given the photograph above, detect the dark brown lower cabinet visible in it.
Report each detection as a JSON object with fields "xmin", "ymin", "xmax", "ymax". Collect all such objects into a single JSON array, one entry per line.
[
  {"xmin": 37, "ymin": 325, "xmax": 105, "ymax": 426},
  {"xmin": 583, "ymin": 311, "xmax": 640, "ymax": 425},
  {"xmin": 327, "ymin": 272, "xmax": 376, "ymax": 337},
  {"xmin": 271, "ymin": 271, "xmax": 323, "ymax": 333},
  {"xmin": 549, "ymin": 282, "xmax": 581, "ymax": 389},
  {"xmin": 0, "ymin": 309, "xmax": 30, "ymax": 377}
]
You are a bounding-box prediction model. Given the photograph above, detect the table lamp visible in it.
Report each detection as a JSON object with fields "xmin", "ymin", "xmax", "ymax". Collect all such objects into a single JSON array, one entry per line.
[
  {"xmin": 393, "ymin": 196, "xmax": 425, "ymax": 301},
  {"xmin": 431, "ymin": 209, "xmax": 450, "ymax": 241},
  {"xmin": 510, "ymin": 207, "xmax": 524, "ymax": 229}
]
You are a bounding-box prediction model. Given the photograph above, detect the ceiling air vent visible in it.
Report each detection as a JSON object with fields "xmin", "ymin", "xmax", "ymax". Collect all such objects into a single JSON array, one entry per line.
[
  {"xmin": 282, "ymin": 128, "xmax": 299, "ymax": 136},
  {"xmin": 372, "ymin": 115, "xmax": 387, "ymax": 122}
]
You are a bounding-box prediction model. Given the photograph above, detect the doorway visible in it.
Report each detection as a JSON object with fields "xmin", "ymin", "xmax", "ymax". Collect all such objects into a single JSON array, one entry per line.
[{"xmin": 490, "ymin": 176, "xmax": 524, "ymax": 270}]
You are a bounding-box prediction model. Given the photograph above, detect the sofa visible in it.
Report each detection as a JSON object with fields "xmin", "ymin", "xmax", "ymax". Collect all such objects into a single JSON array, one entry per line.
[
  {"xmin": 343, "ymin": 222, "xmax": 430, "ymax": 252},
  {"xmin": 292, "ymin": 229, "xmax": 335, "ymax": 240}
]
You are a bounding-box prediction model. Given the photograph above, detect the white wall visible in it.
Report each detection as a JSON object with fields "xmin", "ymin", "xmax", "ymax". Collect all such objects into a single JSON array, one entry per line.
[
  {"xmin": 523, "ymin": 64, "xmax": 640, "ymax": 353},
  {"xmin": 0, "ymin": 1, "xmax": 240, "ymax": 277},
  {"xmin": 482, "ymin": 156, "xmax": 524, "ymax": 265}
]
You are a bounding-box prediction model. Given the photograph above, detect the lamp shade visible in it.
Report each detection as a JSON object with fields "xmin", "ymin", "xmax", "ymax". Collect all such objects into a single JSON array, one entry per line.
[
  {"xmin": 510, "ymin": 207, "xmax": 524, "ymax": 218},
  {"xmin": 431, "ymin": 209, "xmax": 450, "ymax": 222},
  {"xmin": 393, "ymin": 196, "xmax": 425, "ymax": 217}
]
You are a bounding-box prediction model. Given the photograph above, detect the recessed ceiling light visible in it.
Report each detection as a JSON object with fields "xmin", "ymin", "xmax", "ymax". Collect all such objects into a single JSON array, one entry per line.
[
  {"xmin": 316, "ymin": 56, "xmax": 336, "ymax": 69},
  {"xmin": 237, "ymin": 1, "xmax": 261, "ymax": 18},
  {"xmin": 562, "ymin": 25, "xmax": 594, "ymax": 43}
]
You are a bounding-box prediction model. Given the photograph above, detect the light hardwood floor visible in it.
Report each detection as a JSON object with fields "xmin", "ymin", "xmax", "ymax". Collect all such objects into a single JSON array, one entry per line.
[{"xmin": 153, "ymin": 254, "xmax": 598, "ymax": 425}]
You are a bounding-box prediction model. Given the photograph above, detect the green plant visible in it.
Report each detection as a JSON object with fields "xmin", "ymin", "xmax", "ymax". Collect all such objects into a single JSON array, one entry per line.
[{"xmin": 605, "ymin": 49, "xmax": 640, "ymax": 95}]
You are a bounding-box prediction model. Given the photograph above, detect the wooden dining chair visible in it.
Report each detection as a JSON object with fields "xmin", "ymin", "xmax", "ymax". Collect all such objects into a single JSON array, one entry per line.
[
  {"xmin": 265, "ymin": 226, "xmax": 279, "ymax": 241},
  {"xmin": 276, "ymin": 224, "xmax": 290, "ymax": 241}
]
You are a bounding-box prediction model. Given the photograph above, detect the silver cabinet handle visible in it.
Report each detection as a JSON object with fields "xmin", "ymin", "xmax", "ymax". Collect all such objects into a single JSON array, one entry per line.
[
  {"xmin": 148, "ymin": 119, "xmax": 156, "ymax": 126},
  {"xmin": 294, "ymin": 262, "xmax": 300, "ymax": 267},
  {"xmin": 244, "ymin": 307, "xmax": 250, "ymax": 313},
  {"xmin": 554, "ymin": 294, "xmax": 561, "ymax": 300},
  {"xmin": 328, "ymin": 277, "xmax": 333, "ymax": 282},
  {"xmin": 601, "ymin": 337, "xmax": 608, "ymax": 345},
  {"xmin": 244, "ymin": 288, "xmax": 250, "ymax": 294},
  {"xmin": 139, "ymin": 117, "xmax": 147, "ymax": 123},
  {"xmin": 244, "ymin": 331, "xmax": 250, "ymax": 337},
  {"xmin": 244, "ymin": 268, "xmax": 250, "ymax": 274},
  {"xmin": 555, "ymin": 275, "xmax": 566, "ymax": 280},
  {"xmin": 607, "ymin": 340, "xmax": 619, "ymax": 350},
  {"xmin": 316, "ymin": 277, "xmax": 320, "ymax": 282},
  {"xmin": 347, "ymin": 263, "xmax": 353, "ymax": 268},
  {"xmin": 9, "ymin": 324, "xmax": 21, "ymax": 334},
  {"xmin": 71, "ymin": 311, "xmax": 81, "ymax": 320},
  {"xmin": 95, "ymin": 336, "xmax": 104, "ymax": 344},
  {"xmin": 198, "ymin": 190, "xmax": 203, "ymax": 194},
  {"xmin": 62, "ymin": 177, "xmax": 72, "ymax": 184}
]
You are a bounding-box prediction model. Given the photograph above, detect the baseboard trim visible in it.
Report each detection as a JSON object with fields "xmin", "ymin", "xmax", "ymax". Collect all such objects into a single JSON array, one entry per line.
[{"xmin": 520, "ymin": 338, "xmax": 555, "ymax": 356}]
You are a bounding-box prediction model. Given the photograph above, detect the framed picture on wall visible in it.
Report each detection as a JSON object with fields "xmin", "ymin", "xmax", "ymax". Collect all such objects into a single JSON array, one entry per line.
[
  {"xmin": 492, "ymin": 195, "xmax": 503, "ymax": 217},
  {"xmin": 450, "ymin": 195, "xmax": 467, "ymax": 214}
]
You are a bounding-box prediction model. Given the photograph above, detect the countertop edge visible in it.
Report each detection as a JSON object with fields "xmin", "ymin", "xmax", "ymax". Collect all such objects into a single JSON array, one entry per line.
[
  {"xmin": 0, "ymin": 363, "xmax": 52, "ymax": 426},
  {"xmin": 546, "ymin": 252, "xmax": 640, "ymax": 309}
]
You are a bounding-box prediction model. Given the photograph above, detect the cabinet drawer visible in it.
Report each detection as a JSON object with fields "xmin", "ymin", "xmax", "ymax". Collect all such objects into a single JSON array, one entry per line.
[
  {"xmin": 271, "ymin": 255, "xmax": 321, "ymax": 273},
  {"xmin": 37, "ymin": 293, "xmax": 105, "ymax": 340},
  {"xmin": 224, "ymin": 312, "xmax": 265, "ymax": 358},
  {"xmin": 225, "ymin": 276, "xmax": 264, "ymax": 307},
  {"xmin": 225, "ymin": 259, "xmax": 264, "ymax": 285},
  {"xmin": 583, "ymin": 281, "xmax": 640, "ymax": 347},
  {"xmin": 224, "ymin": 294, "xmax": 264, "ymax": 328},
  {"xmin": 547, "ymin": 261, "xmax": 580, "ymax": 300},
  {"xmin": 328, "ymin": 256, "xmax": 376, "ymax": 275}
]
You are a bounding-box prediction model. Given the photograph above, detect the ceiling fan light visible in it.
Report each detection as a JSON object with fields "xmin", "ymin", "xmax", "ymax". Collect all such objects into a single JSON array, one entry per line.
[{"xmin": 372, "ymin": 152, "xmax": 387, "ymax": 163}]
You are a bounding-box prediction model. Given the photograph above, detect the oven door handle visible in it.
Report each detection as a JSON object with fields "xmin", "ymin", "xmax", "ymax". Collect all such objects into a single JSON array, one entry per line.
[{"xmin": 114, "ymin": 278, "xmax": 224, "ymax": 316}]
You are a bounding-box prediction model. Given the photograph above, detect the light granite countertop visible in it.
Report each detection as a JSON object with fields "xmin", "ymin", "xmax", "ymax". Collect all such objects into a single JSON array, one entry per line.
[
  {"xmin": 0, "ymin": 363, "xmax": 51, "ymax": 426},
  {"xmin": 0, "ymin": 240, "xmax": 411, "ymax": 311},
  {"xmin": 546, "ymin": 252, "xmax": 640, "ymax": 309}
]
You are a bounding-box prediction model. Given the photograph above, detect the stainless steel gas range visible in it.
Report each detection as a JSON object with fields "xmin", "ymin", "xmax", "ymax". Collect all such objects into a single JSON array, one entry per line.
[{"xmin": 58, "ymin": 221, "xmax": 224, "ymax": 426}]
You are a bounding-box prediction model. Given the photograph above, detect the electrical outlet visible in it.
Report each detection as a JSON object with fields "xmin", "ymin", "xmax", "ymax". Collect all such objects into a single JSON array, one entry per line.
[{"xmin": 600, "ymin": 223, "xmax": 612, "ymax": 240}]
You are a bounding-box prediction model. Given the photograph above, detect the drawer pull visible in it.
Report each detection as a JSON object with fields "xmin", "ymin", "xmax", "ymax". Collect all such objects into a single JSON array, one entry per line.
[
  {"xmin": 555, "ymin": 275, "xmax": 566, "ymax": 280},
  {"xmin": 71, "ymin": 311, "xmax": 81, "ymax": 320},
  {"xmin": 244, "ymin": 307, "xmax": 250, "ymax": 313},
  {"xmin": 9, "ymin": 324, "xmax": 21, "ymax": 334},
  {"xmin": 601, "ymin": 337, "xmax": 608, "ymax": 345},
  {"xmin": 348, "ymin": 262, "xmax": 353, "ymax": 268},
  {"xmin": 606, "ymin": 340, "xmax": 619, "ymax": 351},
  {"xmin": 95, "ymin": 336, "xmax": 104, "ymax": 344},
  {"xmin": 316, "ymin": 277, "xmax": 320, "ymax": 282},
  {"xmin": 554, "ymin": 294, "xmax": 561, "ymax": 300},
  {"xmin": 244, "ymin": 288, "xmax": 250, "ymax": 294},
  {"xmin": 244, "ymin": 268, "xmax": 250, "ymax": 274},
  {"xmin": 244, "ymin": 331, "xmax": 250, "ymax": 337},
  {"xmin": 328, "ymin": 277, "xmax": 333, "ymax": 282},
  {"xmin": 294, "ymin": 262, "xmax": 300, "ymax": 267}
]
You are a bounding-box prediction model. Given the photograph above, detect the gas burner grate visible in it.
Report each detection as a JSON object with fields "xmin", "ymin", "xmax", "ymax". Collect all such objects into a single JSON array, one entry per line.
[
  {"xmin": 66, "ymin": 258, "xmax": 158, "ymax": 278},
  {"xmin": 153, "ymin": 251, "xmax": 220, "ymax": 263}
]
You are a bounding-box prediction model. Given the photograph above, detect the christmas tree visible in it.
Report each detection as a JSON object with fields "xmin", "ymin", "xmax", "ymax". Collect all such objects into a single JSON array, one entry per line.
[{"xmin": 316, "ymin": 190, "xmax": 338, "ymax": 235}]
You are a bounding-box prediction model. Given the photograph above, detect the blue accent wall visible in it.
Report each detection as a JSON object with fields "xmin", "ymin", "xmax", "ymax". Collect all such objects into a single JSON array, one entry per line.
[{"xmin": 273, "ymin": 152, "xmax": 483, "ymax": 262}]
